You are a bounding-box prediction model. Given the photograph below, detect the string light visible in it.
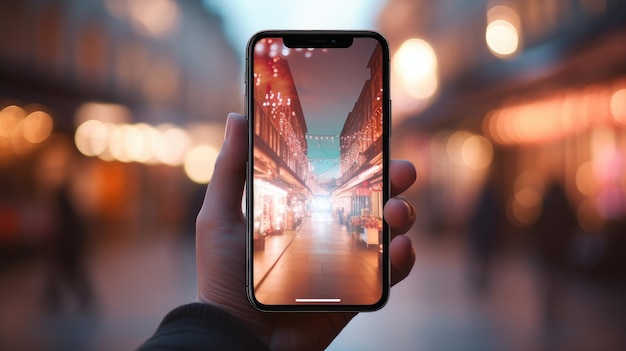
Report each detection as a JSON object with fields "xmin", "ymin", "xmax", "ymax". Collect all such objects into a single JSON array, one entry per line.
[
  {"xmin": 253, "ymin": 37, "xmax": 384, "ymax": 190},
  {"xmin": 254, "ymin": 39, "xmax": 309, "ymax": 171}
]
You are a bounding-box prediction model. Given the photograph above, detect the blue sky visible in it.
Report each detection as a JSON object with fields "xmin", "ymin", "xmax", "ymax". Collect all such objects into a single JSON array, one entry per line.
[{"xmin": 203, "ymin": 0, "xmax": 386, "ymax": 58}]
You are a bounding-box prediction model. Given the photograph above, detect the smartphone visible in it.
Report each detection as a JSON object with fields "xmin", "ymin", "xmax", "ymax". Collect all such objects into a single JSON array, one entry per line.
[{"xmin": 245, "ymin": 31, "xmax": 390, "ymax": 311}]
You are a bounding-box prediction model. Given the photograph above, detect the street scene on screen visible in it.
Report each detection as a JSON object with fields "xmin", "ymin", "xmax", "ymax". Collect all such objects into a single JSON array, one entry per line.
[{"xmin": 251, "ymin": 37, "xmax": 385, "ymax": 305}]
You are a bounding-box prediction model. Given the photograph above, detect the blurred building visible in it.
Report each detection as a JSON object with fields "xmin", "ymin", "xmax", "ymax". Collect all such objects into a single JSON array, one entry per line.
[
  {"xmin": 0, "ymin": 0, "xmax": 241, "ymax": 252},
  {"xmin": 251, "ymin": 39, "xmax": 310, "ymax": 236},
  {"xmin": 380, "ymin": 0, "xmax": 626, "ymax": 278},
  {"xmin": 335, "ymin": 43, "xmax": 385, "ymax": 221},
  {"xmin": 0, "ymin": 0, "xmax": 625, "ymax": 350}
]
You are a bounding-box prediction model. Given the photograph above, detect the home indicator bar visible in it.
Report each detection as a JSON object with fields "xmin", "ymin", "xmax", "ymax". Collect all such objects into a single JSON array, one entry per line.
[{"xmin": 295, "ymin": 298, "xmax": 342, "ymax": 303}]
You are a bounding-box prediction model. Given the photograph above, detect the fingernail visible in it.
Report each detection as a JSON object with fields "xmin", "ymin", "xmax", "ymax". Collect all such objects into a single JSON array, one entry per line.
[
  {"xmin": 398, "ymin": 196, "xmax": 415, "ymax": 220},
  {"xmin": 224, "ymin": 113, "xmax": 235, "ymax": 141}
]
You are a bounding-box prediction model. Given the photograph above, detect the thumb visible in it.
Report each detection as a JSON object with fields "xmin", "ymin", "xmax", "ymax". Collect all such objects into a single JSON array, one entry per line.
[{"xmin": 198, "ymin": 113, "xmax": 248, "ymax": 225}]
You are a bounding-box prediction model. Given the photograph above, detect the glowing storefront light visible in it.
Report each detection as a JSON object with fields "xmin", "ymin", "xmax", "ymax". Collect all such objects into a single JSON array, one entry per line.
[
  {"xmin": 484, "ymin": 80, "xmax": 625, "ymax": 145},
  {"xmin": 255, "ymin": 179, "xmax": 288, "ymax": 196}
]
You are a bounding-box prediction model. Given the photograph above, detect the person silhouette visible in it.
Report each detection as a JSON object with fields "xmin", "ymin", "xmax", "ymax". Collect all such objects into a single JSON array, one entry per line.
[{"xmin": 532, "ymin": 181, "xmax": 577, "ymax": 330}]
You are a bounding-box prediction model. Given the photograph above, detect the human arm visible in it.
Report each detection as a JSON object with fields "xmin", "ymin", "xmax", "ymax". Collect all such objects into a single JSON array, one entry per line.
[{"xmin": 140, "ymin": 113, "xmax": 417, "ymax": 351}]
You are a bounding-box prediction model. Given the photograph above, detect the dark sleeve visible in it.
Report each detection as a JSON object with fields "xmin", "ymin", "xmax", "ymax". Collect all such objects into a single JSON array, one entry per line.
[{"xmin": 137, "ymin": 303, "xmax": 269, "ymax": 351}]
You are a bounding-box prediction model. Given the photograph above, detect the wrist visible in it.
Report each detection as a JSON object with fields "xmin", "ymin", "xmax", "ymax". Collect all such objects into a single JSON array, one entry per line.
[{"xmin": 156, "ymin": 303, "xmax": 269, "ymax": 351}]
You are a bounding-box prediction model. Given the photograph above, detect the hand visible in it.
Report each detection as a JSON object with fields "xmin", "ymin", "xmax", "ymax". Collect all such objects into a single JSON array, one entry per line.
[{"xmin": 196, "ymin": 113, "xmax": 417, "ymax": 351}]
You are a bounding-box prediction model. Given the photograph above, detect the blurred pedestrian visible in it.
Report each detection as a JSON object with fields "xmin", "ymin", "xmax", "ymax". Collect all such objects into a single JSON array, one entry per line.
[
  {"xmin": 467, "ymin": 179, "xmax": 503, "ymax": 295},
  {"xmin": 36, "ymin": 139, "xmax": 94, "ymax": 315},
  {"xmin": 532, "ymin": 181, "xmax": 577, "ymax": 330}
]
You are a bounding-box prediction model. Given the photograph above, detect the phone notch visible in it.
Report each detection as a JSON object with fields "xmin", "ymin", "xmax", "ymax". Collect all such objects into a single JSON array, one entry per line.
[{"xmin": 283, "ymin": 35, "xmax": 353, "ymax": 49}]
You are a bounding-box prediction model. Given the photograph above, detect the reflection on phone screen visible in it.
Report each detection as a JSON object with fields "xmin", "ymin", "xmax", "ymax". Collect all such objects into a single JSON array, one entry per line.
[{"xmin": 251, "ymin": 37, "xmax": 385, "ymax": 306}]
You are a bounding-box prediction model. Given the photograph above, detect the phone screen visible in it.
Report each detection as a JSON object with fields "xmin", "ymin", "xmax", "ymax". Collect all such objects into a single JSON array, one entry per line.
[{"xmin": 246, "ymin": 31, "xmax": 389, "ymax": 311}]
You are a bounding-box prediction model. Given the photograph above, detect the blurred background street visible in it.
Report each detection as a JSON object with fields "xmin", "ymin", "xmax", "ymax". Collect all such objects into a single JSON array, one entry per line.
[{"xmin": 1, "ymin": 0, "xmax": 626, "ymax": 350}]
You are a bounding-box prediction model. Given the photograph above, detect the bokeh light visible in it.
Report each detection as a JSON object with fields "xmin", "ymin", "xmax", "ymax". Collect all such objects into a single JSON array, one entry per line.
[
  {"xmin": 486, "ymin": 19, "xmax": 519, "ymax": 57},
  {"xmin": 485, "ymin": 5, "xmax": 521, "ymax": 58},
  {"xmin": 610, "ymin": 88, "xmax": 626, "ymax": 125},
  {"xmin": 576, "ymin": 161, "xmax": 596, "ymax": 196},
  {"xmin": 485, "ymin": 80, "xmax": 625, "ymax": 145},
  {"xmin": 461, "ymin": 135, "xmax": 494, "ymax": 170},
  {"xmin": 155, "ymin": 124, "xmax": 190, "ymax": 166},
  {"xmin": 446, "ymin": 131, "xmax": 471, "ymax": 165},
  {"xmin": 0, "ymin": 105, "xmax": 26, "ymax": 138},
  {"xmin": 183, "ymin": 145, "xmax": 219, "ymax": 184},
  {"xmin": 74, "ymin": 120, "xmax": 195, "ymax": 168},
  {"xmin": 393, "ymin": 38, "xmax": 438, "ymax": 100},
  {"xmin": 22, "ymin": 111, "xmax": 53, "ymax": 144},
  {"xmin": 0, "ymin": 105, "xmax": 54, "ymax": 152},
  {"xmin": 508, "ymin": 171, "xmax": 545, "ymax": 226},
  {"xmin": 108, "ymin": 124, "xmax": 134, "ymax": 163},
  {"xmin": 75, "ymin": 120, "xmax": 110, "ymax": 156},
  {"xmin": 75, "ymin": 102, "xmax": 130, "ymax": 125}
]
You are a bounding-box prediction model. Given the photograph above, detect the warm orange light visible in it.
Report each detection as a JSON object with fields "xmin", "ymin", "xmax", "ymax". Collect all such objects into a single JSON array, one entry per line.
[
  {"xmin": 461, "ymin": 135, "xmax": 493, "ymax": 170},
  {"xmin": 393, "ymin": 38, "xmax": 438, "ymax": 100},
  {"xmin": 576, "ymin": 161, "xmax": 595, "ymax": 196},
  {"xmin": 514, "ymin": 171, "xmax": 544, "ymax": 197},
  {"xmin": 75, "ymin": 102, "xmax": 130, "ymax": 125},
  {"xmin": 184, "ymin": 145, "xmax": 219, "ymax": 184},
  {"xmin": 108, "ymin": 124, "xmax": 133, "ymax": 163},
  {"xmin": 515, "ymin": 188, "xmax": 541, "ymax": 208},
  {"xmin": 484, "ymin": 79, "xmax": 626, "ymax": 145},
  {"xmin": 0, "ymin": 105, "xmax": 26, "ymax": 138},
  {"xmin": 1, "ymin": 105, "xmax": 53, "ymax": 153},
  {"xmin": 578, "ymin": 198, "xmax": 601, "ymax": 233},
  {"xmin": 610, "ymin": 88, "xmax": 626, "ymax": 126},
  {"xmin": 446, "ymin": 131, "xmax": 472, "ymax": 165},
  {"xmin": 156, "ymin": 124, "xmax": 190, "ymax": 166},
  {"xmin": 129, "ymin": 0, "xmax": 179, "ymax": 38},
  {"xmin": 23, "ymin": 111, "xmax": 53, "ymax": 144},
  {"xmin": 75, "ymin": 119, "xmax": 110, "ymax": 156},
  {"xmin": 485, "ymin": 5, "xmax": 521, "ymax": 58},
  {"xmin": 509, "ymin": 193, "xmax": 541, "ymax": 225},
  {"xmin": 486, "ymin": 19, "xmax": 519, "ymax": 57}
]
